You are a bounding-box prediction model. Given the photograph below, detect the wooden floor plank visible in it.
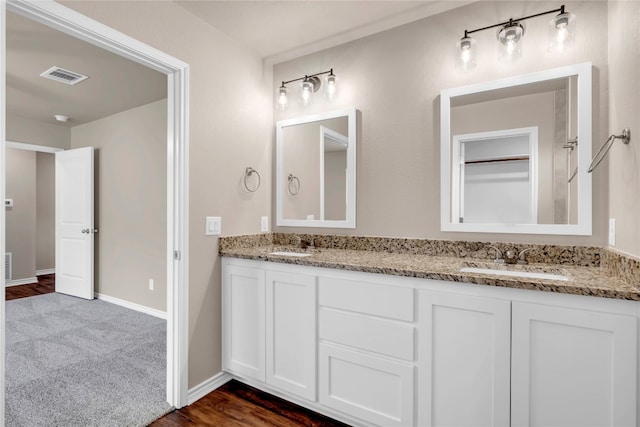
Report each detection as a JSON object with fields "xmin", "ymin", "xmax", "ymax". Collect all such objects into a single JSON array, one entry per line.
[
  {"xmin": 151, "ymin": 380, "xmax": 349, "ymax": 427},
  {"xmin": 6, "ymin": 274, "xmax": 55, "ymax": 300}
]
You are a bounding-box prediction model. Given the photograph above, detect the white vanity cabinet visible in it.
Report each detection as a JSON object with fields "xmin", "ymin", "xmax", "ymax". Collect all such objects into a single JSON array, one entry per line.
[
  {"xmin": 222, "ymin": 260, "xmax": 317, "ymax": 401},
  {"xmin": 265, "ymin": 270, "xmax": 317, "ymax": 401},
  {"xmin": 511, "ymin": 301, "xmax": 638, "ymax": 427},
  {"xmin": 222, "ymin": 263, "xmax": 266, "ymax": 381},
  {"xmin": 222, "ymin": 257, "xmax": 640, "ymax": 427},
  {"xmin": 418, "ymin": 289, "xmax": 639, "ymax": 427},
  {"xmin": 318, "ymin": 275, "xmax": 416, "ymax": 427},
  {"xmin": 417, "ymin": 290, "xmax": 512, "ymax": 427}
]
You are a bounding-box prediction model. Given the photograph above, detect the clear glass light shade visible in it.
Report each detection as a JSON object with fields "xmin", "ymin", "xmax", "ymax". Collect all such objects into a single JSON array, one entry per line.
[
  {"xmin": 456, "ymin": 37, "xmax": 476, "ymax": 71},
  {"xmin": 548, "ymin": 12, "xmax": 576, "ymax": 53},
  {"xmin": 324, "ymin": 73, "xmax": 338, "ymax": 100},
  {"xmin": 299, "ymin": 79, "xmax": 314, "ymax": 106},
  {"xmin": 276, "ymin": 86, "xmax": 288, "ymax": 111},
  {"xmin": 497, "ymin": 22, "xmax": 525, "ymax": 62}
]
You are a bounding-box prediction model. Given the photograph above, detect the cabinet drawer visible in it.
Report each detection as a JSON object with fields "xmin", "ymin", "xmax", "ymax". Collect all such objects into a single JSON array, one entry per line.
[
  {"xmin": 319, "ymin": 308, "xmax": 414, "ymax": 361},
  {"xmin": 319, "ymin": 343, "xmax": 415, "ymax": 427},
  {"xmin": 319, "ymin": 276, "xmax": 414, "ymax": 321}
]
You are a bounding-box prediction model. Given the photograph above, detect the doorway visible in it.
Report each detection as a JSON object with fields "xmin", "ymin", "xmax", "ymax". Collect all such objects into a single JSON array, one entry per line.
[{"xmin": 0, "ymin": 0, "xmax": 190, "ymax": 419}]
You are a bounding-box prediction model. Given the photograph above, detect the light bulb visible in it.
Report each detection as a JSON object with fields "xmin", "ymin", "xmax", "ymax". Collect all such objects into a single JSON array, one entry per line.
[
  {"xmin": 456, "ymin": 36, "xmax": 476, "ymax": 71},
  {"xmin": 276, "ymin": 85, "xmax": 288, "ymax": 111},
  {"xmin": 497, "ymin": 22, "xmax": 524, "ymax": 62},
  {"xmin": 324, "ymin": 72, "xmax": 337, "ymax": 100},
  {"xmin": 300, "ymin": 79, "xmax": 314, "ymax": 107},
  {"xmin": 548, "ymin": 12, "xmax": 575, "ymax": 53}
]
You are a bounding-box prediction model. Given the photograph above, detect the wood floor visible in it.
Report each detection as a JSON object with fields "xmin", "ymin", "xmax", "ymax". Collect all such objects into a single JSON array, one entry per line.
[
  {"xmin": 5, "ymin": 274, "xmax": 55, "ymax": 300},
  {"xmin": 150, "ymin": 380, "xmax": 349, "ymax": 427}
]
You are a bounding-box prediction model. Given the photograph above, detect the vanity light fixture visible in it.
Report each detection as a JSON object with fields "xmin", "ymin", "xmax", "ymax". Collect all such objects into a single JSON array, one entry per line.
[
  {"xmin": 276, "ymin": 69, "xmax": 337, "ymax": 110},
  {"xmin": 457, "ymin": 4, "xmax": 575, "ymax": 70}
]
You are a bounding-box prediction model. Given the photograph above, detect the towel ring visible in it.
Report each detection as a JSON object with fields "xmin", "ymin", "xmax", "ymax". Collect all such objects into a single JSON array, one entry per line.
[
  {"xmin": 588, "ymin": 128, "xmax": 631, "ymax": 173},
  {"xmin": 244, "ymin": 167, "xmax": 261, "ymax": 192},
  {"xmin": 287, "ymin": 174, "xmax": 300, "ymax": 195}
]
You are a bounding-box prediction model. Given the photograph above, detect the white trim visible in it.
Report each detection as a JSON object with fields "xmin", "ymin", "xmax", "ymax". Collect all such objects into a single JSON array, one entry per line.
[
  {"xmin": 440, "ymin": 62, "xmax": 592, "ymax": 235},
  {"xmin": 188, "ymin": 372, "xmax": 233, "ymax": 405},
  {"xmin": 36, "ymin": 268, "xmax": 55, "ymax": 276},
  {"xmin": 6, "ymin": 277, "xmax": 38, "ymax": 287},
  {"xmin": 0, "ymin": 3, "xmax": 6, "ymax": 421},
  {"xmin": 3, "ymin": 0, "xmax": 190, "ymax": 410},
  {"xmin": 95, "ymin": 293, "xmax": 167, "ymax": 320},
  {"xmin": 6, "ymin": 141, "xmax": 64, "ymax": 153}
]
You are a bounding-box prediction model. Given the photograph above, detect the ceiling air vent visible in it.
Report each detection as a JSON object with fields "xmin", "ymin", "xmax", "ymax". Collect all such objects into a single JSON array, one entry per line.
[{"xmin": 40, "ymin": 66, "xmax": 88, "ymax": 86}]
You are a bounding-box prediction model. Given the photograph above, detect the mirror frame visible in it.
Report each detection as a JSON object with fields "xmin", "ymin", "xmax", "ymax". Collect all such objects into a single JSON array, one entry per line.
[
  {"xmin": 276, "ymin": 107, "xmax": 357, "ymax": 228},
  {"xmin": 440, "ymin": 62, "xmax": 592, "ymax": 235}
]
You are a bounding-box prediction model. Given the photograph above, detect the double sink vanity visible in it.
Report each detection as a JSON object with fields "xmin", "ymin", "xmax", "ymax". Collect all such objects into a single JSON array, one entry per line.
[
  {"xmin": 221, "ymin": 62, "xmax": 639, "ymax": 426},
  {"xmin": 221, "ymin": 234, "xmax": 640, "ymax": 427}
]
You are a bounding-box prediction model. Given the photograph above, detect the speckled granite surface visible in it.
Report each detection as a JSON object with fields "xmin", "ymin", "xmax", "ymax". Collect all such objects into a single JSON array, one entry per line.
[{"xmin": 219, "ymin": 234, "xmax": 640, "ymax": 301}]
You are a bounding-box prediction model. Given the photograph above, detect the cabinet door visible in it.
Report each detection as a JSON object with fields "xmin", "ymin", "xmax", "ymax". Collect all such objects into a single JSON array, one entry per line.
[
  {"xmin": 222, "ymin": 263, "xmax": 265, "ymax": 381},
  {"xmin": 511, "ymin": 301, "xmax": 638, "ymax": 427},
  {"xmin": 319, "ymin": 343, "xmax": 414, "ymax": 427},
  {"xmin": 266, "ymin": 270, "xmax": 317, "ymax": 401},
  {"xmin": 418, "ymin": 290, "xmax": 511, "ymax": 427}
]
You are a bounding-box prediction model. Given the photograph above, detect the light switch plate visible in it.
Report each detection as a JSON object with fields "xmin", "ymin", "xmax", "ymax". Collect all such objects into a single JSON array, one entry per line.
[
  {"xmin": 206, "ymin": 216, "xmax": 221, "ymax": 236},
  {"xmin": 261, "ymin": 216, "xmax": 269, "ymax": 232},
  {"xmin": 608, "ymin": 218, "xmax": 616, "ymax": 246}
]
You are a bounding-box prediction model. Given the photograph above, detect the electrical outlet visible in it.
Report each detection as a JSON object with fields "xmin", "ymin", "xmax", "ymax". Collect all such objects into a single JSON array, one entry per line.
[
  {"xmin": 261, "ymin": 216, "xmax": 269, "ymax": 232},
  {"xmin": 206, "ymin": 216, "xmax": 221, "ymax": 236},
  {"xmin": 148, "ymin": 279, "xmax": 154, "ymax": 291},
  {"xmin": 608, "ymin": 218, "xmax": 616, "ymax": 246}
]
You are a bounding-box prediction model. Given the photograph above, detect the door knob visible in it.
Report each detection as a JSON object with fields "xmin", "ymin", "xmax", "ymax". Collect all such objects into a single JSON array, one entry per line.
[{"xmin": 81, "ymin": 228, "xmax": 99, "ymax": 234}]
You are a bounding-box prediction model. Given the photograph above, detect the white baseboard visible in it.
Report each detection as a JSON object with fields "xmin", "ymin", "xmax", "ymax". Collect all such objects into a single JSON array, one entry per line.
[
  {"xmin": 188, "ymin": 372, "xmax": 232, "ymax": 405},
  {"xmin": 6, "ymin": 277, "xmax": 38, "ymax": 287},
  {"xmin": 36, "ymin": 268, "xmax": 55, "ymax": 276},
  {"xmin": 95, "ymin": 293, "xmax": 167, "ymax": 319}
]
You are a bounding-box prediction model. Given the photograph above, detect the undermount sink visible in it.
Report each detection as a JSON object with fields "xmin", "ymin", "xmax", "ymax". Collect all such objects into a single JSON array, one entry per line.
[
  {"xmin": 460, "ymin": 261, "xmax": 569, "ymax": 282},
  {"xmin": 269, "ymin": 251, "xmax": 312, "ymax": 258}
]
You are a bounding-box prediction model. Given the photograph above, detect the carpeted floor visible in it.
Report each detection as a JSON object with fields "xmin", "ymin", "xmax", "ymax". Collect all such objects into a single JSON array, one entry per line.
[{"xmin": 5, "ymin": 293, "xmax": 173, "ymax": 426}]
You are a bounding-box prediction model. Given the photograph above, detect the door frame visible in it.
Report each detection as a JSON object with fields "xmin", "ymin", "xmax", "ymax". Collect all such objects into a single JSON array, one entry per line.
[{"xmin": 0, "ymin": 0, "xmax": 190, "ymax": 415}]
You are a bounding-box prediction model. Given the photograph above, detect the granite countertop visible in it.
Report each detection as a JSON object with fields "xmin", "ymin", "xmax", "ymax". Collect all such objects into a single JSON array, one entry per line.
[{"xmin": 220, "ymin": 245, "xmax": 640, "ymax": 301}]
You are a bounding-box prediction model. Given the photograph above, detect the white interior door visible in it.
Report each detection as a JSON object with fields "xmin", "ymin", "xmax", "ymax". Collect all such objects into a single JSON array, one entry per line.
[{"xmin": 55, "ymin": 147, "xmax": 94, "ymax": 299}]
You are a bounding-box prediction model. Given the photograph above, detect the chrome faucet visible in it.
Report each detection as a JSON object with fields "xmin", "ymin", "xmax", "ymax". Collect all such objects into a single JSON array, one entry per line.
[
  {"xmin": 488, "ymin": 246, "xmax": 504, "ymax": 264},
  {"xmin": 517, "ymin": 248, "xmax": 533, "ymax": 265}
]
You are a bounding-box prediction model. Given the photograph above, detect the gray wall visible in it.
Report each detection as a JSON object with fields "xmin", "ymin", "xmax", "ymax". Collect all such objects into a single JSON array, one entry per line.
[
  {"xmin": 608, "ymin": 0, "xmax": 640, "ymax": 257},
  {"xmin": 70, "ymin": 99, "xmax": 168, "ymax": 312},
  {"xmin": 36, "ymin": 152, "xmax": 55, "ymax": 272},
  {"xmin": 273, "ymin": 0, "xmax": 609, "ymax": 247},
  {"xmin": 5, "ymin": 148, "xmax": 36, "ymax": 281}
]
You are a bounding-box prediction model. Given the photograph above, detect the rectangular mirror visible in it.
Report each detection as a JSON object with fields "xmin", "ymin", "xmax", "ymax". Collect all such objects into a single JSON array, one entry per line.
[
  {"xmin": 276, "ymin": 107, "xmax": 356, "ymax": 228},
  {"xmin": 441, "ymin": 63, "xmax": 592, "ymax": 235}
]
